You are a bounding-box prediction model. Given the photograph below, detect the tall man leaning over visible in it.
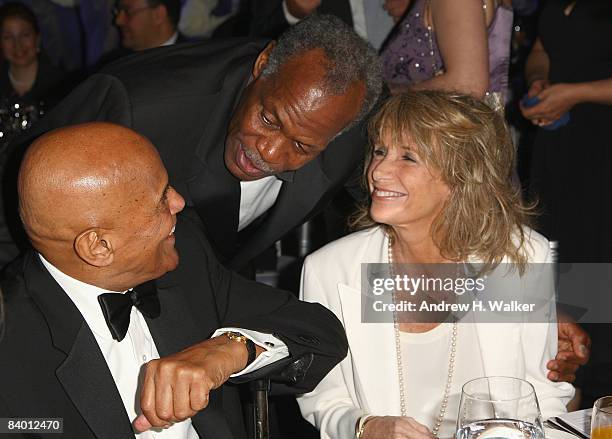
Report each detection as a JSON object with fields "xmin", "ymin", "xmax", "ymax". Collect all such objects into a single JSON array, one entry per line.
[{"xmin": 6, "ymin": 15, "xmax": 380, "ymax": 272}]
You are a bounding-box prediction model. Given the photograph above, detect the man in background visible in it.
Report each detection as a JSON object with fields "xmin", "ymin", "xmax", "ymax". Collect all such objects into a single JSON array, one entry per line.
[{"xmin": 115, "ymin": 0, "xmax": 185, "ymax": 51}]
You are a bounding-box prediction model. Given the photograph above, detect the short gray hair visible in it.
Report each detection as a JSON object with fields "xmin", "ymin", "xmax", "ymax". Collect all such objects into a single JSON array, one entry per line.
[{"xmin": 261, "ymin": 14, "xmax": 383, "ymax": 132}]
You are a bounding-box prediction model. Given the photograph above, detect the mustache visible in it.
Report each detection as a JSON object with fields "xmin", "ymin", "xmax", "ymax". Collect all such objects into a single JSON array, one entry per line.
[{"xmin": 242, "ymin": 145, "xmax": 276, "ymax": 174}]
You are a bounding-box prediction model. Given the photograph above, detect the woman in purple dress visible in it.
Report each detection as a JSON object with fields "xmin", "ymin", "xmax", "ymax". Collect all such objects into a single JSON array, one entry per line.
[{"xmin": 381, "ymin": 0, "xmax": 513, "ymax": 106}]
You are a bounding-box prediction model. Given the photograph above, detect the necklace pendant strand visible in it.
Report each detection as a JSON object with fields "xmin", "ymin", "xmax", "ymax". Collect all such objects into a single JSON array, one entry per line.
[{"xmin": 387, "ymin": 233, "xmax": 457, "ymax": 438}]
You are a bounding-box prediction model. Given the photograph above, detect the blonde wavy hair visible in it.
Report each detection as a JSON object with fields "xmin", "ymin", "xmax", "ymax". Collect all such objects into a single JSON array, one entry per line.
[{"xmin": 350, "ymin": 90, "xmax": 535, "ymax": 272}]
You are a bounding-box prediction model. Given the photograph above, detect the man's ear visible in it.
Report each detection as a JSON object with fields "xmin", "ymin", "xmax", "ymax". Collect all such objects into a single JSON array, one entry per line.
[
  {"xmin": 74, "ymin": 229, "xmax": 114, "ymax": 267},
  {"xmin": 252, "ymin": 41, "xmax": 276, "ymax": 79}
]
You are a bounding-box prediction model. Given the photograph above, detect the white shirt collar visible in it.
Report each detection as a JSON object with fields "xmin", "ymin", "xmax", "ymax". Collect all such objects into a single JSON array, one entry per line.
[
  {"xmin": 38, "ymin": 253, "xmax": 126, "ymax": 340},
  {"xmin": 161, "ymin": 31, "xmax": 179, "ymax": 47}
]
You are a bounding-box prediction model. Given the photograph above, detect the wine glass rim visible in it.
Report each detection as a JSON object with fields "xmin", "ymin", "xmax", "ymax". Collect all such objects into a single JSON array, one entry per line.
[
  {"xmin": 461, "ymin": 376, "xmax": 537, "ymax": 401},
  {"xmin": 595, "ymin": 396, "xmax": 612, "ymax": 414}
]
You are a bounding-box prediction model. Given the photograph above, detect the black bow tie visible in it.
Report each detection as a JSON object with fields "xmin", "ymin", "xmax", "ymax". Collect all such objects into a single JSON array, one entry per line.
[{"xmin": 97, "ymin": 280, "xmax": 161, "ymax": 341}]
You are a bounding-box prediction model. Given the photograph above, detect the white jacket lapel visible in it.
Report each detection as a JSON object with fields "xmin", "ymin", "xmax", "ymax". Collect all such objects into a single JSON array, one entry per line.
[{"xmin": 337, "ymin": 283, "xmax": 402, "ymax": 415}]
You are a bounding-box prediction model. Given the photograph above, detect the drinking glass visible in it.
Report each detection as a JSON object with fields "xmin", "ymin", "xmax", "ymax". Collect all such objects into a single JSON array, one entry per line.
[
  {"xmin": 592, "ymin": 396, "xmax": 612, "ymax": 439},
  {"xmin": 456, "ymin": 376, "xmax": 544, "ymax": 439}
]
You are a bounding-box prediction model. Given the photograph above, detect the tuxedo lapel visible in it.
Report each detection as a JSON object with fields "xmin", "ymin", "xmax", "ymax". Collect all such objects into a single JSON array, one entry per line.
[
  {"xmin": 145, "ymin": 278, "xmax": 212, "ymax": 354},
  {"xmin": 186, "ymin": 54, "xmax": 254, "ymax": 262},
  {"xmin": 230, "ymin": 157, "xmax": 331, "ymax": 269},
  {"xmin": 56, "ymin": 326, "xmax": 135, "ymax": 439},
  {"xmin": 24, "ymin": 252, "xmax": 134, "ymax": 438},
  {"xmin": 187, "ymin": 90, "xmax": 240, "ymax": 261},
  {"xmin": 145, "ymin": 278, "xmax": 235, "ymax": 439}
]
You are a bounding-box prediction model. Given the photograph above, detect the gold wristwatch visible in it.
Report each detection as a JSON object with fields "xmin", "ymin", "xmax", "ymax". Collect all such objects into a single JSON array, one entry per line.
[{"xmin": 224, "ymin": 331, "xmax": 257, "ymax": 367}]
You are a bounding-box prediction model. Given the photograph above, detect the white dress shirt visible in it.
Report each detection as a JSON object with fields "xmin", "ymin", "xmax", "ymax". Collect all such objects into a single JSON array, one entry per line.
[
  {"xmin": 238, "ymin": 176, "xmax": 283, "ymax": 231},
  {"xmin": 39, "ymin": 254, "xmax": 288, "ymax": 438},
  {"xmin": 161, "ymin": 32, "xmax": 179, "ymax": 47}
]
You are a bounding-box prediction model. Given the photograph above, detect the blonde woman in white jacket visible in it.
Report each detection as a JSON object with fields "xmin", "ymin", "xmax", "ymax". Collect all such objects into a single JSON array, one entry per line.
[{"xmin": 298, "ymin": 91, "xmax": 574, "ymax": 439}]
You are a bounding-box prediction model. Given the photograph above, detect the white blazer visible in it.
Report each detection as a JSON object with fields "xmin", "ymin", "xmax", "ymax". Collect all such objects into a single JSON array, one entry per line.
[{"xmin": 297, "ymin": 226, "xmax": 574, "ymax": 439}]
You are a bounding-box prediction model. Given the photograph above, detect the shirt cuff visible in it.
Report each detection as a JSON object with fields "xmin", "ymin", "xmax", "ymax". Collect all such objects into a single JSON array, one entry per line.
[
  {"xmin": 212, "ymin": 327, "xmax": 289, "ymax": 376},
  {"xmin": 282, "ymin": 1, "xmax": 302, "ymax": 24}
]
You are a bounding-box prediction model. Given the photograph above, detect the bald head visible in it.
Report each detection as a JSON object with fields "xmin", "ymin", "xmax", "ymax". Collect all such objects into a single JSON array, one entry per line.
[
  {"xmin": 18, "ymin": 122, "xmax": 184, "ymax": 290},
  {"xmin": 19, "ymin": 123, "xmax": 159, "ymax": 244}
]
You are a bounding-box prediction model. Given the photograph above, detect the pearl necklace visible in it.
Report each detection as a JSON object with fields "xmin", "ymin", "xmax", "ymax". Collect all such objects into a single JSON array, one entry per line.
[{"xmin": 387, "ymin": 234, "xmax": 457, "ymax": 438}]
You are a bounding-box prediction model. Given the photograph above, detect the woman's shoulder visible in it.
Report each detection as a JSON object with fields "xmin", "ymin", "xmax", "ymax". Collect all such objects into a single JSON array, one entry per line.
[
  {"xmin": 515, "ymin": 225, "xmax": 552, "ymax": 263},
  {"xmin": 305, "ymin": 226, "xmax": 385, "ymax": 266},
  {"xmin": 301, "ymin": 227, "xmax": 385, "ymax": 298}
]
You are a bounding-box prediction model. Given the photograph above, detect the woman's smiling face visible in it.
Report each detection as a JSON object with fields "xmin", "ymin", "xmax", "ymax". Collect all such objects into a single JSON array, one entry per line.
[{"xmin": 367, "ymin": 131, "xmax": 450, "ymax": 233}]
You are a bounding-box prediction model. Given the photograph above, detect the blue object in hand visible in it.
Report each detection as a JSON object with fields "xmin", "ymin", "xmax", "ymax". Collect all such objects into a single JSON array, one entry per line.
[{"xmin": 521, "ymin": 94, "xmax": 570, "ymax": 130}]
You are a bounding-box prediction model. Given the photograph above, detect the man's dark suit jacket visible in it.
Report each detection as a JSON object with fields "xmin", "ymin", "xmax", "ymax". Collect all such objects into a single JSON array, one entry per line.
[
  {"xmin": 0, "ymin": 211, "xmax": 348, "ymax": 439},
  {"xmin": 5, "ymin": 38, "xmax": 368, "ymax": 271},
  {"xmin": 94, "ymin": 32, "xmax": 190, "ymax": 70}
]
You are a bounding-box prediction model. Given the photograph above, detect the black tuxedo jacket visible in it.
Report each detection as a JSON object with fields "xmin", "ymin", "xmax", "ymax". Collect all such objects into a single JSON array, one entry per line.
[
  {"xmin": 0, "ymin": 211, "xmax": 348, "ymax": 439},
  {"xmin": 7, "ymin": 38, "xmax": 368, "ymax": 270}
]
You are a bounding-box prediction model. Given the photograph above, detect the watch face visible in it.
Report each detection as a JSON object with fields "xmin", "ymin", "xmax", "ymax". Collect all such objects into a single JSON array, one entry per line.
[
  {"xmin": 224, "ymin": 332, "xmax": 257, "ymax": 366},
  {"xmin": 225, "ymin": 332, "xmax": 247, "ymax": 343}
]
